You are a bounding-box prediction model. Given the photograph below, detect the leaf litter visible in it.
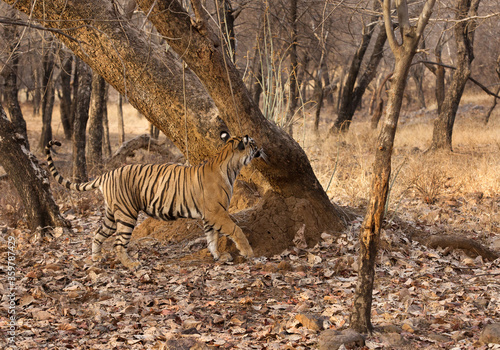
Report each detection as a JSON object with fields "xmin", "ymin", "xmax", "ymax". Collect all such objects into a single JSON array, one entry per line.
[{"xmin": 0, "ymin": 209, "xmax": 499, "ymax": 350}]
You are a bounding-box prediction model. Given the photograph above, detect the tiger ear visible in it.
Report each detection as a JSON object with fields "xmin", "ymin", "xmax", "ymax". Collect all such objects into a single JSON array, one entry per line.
[
  {"xmin": 220, "ymin": 131, "xmax": 231, "ymax": 143},
  {"xmin": 237, "ymin": 140, "xmax": 245, "ymax": 150}
]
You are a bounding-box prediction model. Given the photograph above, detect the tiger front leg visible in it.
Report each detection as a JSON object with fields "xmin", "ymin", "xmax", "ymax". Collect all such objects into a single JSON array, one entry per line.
[
  {"xmin": 204, "ymin": 221, "xmax": 233, "ymax": 262},
  {"xmin": 207, "ymin": 214, "xmax": 254, "ymax": 259}
]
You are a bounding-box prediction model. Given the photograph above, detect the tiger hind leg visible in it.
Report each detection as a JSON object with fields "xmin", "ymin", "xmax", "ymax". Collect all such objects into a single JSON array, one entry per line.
[
  {"xmin": 113, "ymin": 212, "xmax": 140, "ymax": 270},
  {"xmin": 92, "ymin": 210, "xmax": 116, "ymax": 263}
]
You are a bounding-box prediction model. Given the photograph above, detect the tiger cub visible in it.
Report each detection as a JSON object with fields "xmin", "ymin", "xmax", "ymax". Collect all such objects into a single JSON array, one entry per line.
[{"xmin": 45, "ymin": 132, "xmax": 264, "ymax": 270}]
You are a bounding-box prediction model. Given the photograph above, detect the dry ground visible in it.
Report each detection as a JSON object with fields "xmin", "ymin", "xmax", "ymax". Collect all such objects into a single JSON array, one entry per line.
[{"xmin": 1, "ymin": 91, "xmax": 500, "ymax": 349}]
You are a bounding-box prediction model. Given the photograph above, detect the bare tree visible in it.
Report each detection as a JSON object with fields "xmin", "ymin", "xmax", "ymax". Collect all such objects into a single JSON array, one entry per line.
[
  {"xmin": 87, "ymin": 71, "xmax": 107, "ymax": 171},
  {"xmin": 72, "ymin": 57, "xmax": 92, "ymax": 182},
  {"xmin": 286, "ymin": 0, "xmax": 299, "ymax": 136},
  {"xmin": 430, "ymin": 0, "xmax": 481, "ymax": 151},
  {"xmin": 59, "ymin": 52, "xmax": 73, "ymax": 140},
  {"xmin": 38, "ymin": 38, "xmax": 56, "ymax": 151},
  {"xmin": 350, "ymin": 0, "xmax": 436, "ymax": 333},
  {"xmin": 1, "ymin": 12, "xmax": 29, "ymax": 149},
  {"xmin": 331, "ymin": 0, "xmax": 381, "ymax": 133}
]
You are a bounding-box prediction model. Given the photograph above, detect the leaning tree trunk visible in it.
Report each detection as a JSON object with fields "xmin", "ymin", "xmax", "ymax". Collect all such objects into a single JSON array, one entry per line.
[
  {"xmin": 350, "ymin": 0, "xmax": 436, "ymax": 333},
  {"xmin": 5, "ymin": 0, "xmax": 346, "ymax": 256},
  {"xmin": 430, "ymin": 0, "xmax": 480, "ymax": 151},
  {"xmin": 0, "ymin": 103, "xmax": 70, "ymax": 235},
  {"xmin": 87, "ymin": 72, "xmax": 107, "ymax": 171},
  {"xmin": 72, "ymin": 58, "xmax": 92, "ymax": 182}
]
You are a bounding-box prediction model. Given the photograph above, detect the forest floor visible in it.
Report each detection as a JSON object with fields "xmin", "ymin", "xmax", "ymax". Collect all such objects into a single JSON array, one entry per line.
[{"xmin": 1, "ymin": 92, "xmax": 500, "ymax": 349}]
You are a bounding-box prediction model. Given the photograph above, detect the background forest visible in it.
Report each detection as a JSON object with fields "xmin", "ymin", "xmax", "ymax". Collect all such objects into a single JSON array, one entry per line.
[{"xmin": 0, "ymin": 0, "xmax": 500, "ymax": 349}]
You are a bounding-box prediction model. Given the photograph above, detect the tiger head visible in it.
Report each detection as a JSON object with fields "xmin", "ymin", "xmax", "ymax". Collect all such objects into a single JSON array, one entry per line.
[{"xmin": 219, "ymin": 131, "xmax": 265, "ymax": 168}]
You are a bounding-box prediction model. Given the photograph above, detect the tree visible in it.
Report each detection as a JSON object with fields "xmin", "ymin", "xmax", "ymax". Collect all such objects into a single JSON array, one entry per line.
[
  {"xmin": 350, "ymin": 0, "xmax": 436, "ymax": 333},
  {"xmin": 430, "ymin": 0, "xmax": 481, "ymax": 151},
  {"xmin": 87, "ymin": 71, "xmax": 107, "ymax": 171},
  {"xmin": 330, "ymin": 0, "xmax": 381, "ymax": 133},
  {"xmin": 59, "ymin": 52, "xmax": 73, "ymax": 140},
  {"xmin": 1, "ymin": 11, "xmax": 29, "ymax": 149},
  {"xmin": 3, "ymin": 0, "xmax": 346, "ymax": 254},
  {"xmin": 37, "ymin": 38, "xmax": 56, "ymax": 151},
  {"xmin": 72, "ymin": 57, "xmax": 92, "ymax": 182},
  {"xmin": 286, "ymin": 0, "xmax": 299, "ymax": 136},
  {"xmin": 0, "ymin": 103, "xmax": 70, "ymax": 234}
]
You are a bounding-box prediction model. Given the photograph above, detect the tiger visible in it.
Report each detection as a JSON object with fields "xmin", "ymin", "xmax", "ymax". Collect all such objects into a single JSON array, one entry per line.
[{"xmin": 45, "ymin": 131, "xmax": 264, "ymax": 270}]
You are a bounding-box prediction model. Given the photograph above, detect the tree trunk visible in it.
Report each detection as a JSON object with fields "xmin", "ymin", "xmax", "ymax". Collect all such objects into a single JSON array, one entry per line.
[
  {"xmin": 430, "ymin": 0, "xmax": 480, "ymax": 151},
  {"xmin": 0, "ymin": 103, "xmax": 70, "ymax": 235},
  {"xmin": 72, "ymin": 58, "xmax": 92, "ymax": 182},
  {"xmin": 331, "ymin": 0, "xmax": 380, "ymax": 133},
  {"xmin": 5, "ymin": 0, "xmax": 346, "ymax": 256},
  {"xmin": 59, "ymin": 53, "xmax": 74, "ymax": 140},
  {"xmin": 286, "ymin": 0, "xmax": 298, "ymax": 136},
  {"xmin": 32, "ymin": 63, "xmax": 41, "ymax": 117},
  {"xmin": 102, "ymin": 94, "xmax": 112, "ymax": 159},
  {"xmin": 38, "ymin": 42, "xmax": 56, "ymax": 151},
  {"xmin": 350, "ymin": 0, "xmax": 436, "ymax": 333},
  {"xmin": 1, "ymin": 20, "xmax": 29, "ymax": 149},
  {"xmin": 350, "ymin": 25, "xmax": 388, "ymax": 121},
  {"xmin": 87, "ymin": 72, "xmax": 107, "ymax": 171}
]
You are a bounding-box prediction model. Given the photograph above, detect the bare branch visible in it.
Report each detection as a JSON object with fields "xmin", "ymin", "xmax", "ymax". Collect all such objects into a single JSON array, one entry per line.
[
  {"xmin": 383, "ymin": 0, "xmax": 400, "ymax": 55},
  {"xmin": 0, "ymin": 16, "xmax": 79, "ymax": 43},
  {"xmin": 414, "ymin": 60, "xmax": 500, "ymax": 99},
  {"xmin": 416, "ymin": 0, "xmax": 437, "ymax": 39}
]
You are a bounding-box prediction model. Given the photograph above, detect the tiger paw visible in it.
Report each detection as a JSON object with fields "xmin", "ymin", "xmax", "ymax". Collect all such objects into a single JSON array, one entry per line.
[
  {"xmin": 122, "ymin": 259, "xmax": 141, "ymax": 271},
  {"xmin": 217, "ymin": 252, "xmax": 233, "ymax": 263},
  {"xmin": 92, "ymin": 253, "xmax": 106, "ymax": 263},
  {"xmin": 239, "ymin": 245, "xmax": 254, "ymax": 258}
]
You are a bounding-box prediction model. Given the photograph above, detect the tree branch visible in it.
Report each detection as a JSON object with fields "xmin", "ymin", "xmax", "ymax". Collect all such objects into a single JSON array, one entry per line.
[
  {"xmin": 383, "ymin": 0, "xmax": 400, "ymax": 55},
  {"xmin": 416, "ymin": 0, "xmax": 437, "ymax": 39},
  {"xmin": 414, "ymin": 60, "xmax": 500, "ymax": 99},
  {"xmin": 0, "ymin": 16, "xmax": 79, "ymax": 43}
]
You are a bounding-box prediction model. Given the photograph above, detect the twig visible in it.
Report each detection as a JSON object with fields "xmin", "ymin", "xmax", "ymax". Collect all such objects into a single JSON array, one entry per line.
[{"xmin": 0, "ymin": 16, "xmax": 79, "ymax": 43}]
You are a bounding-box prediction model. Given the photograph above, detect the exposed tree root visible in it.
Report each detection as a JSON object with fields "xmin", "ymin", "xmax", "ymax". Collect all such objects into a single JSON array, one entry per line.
[{"xmin": 415, "ymin": 234, "xmax": 499, "ymax": 261}]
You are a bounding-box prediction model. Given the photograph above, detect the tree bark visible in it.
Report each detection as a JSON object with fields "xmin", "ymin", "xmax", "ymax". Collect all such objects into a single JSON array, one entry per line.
[
  {"xmin": 350, "ymin": 0, "xmax": 436, "ymax": 333},
  {"xmin": 4, "ymin": 0, "xmax": 346, "ymax": 255},
  {"xmin": 0, "ymin": 103, "xmax": 70, "ymax": 234},
  {"xmin": 430, "ymin": 0, "xmax": 480, "ymax": 151},
  {"xmin": 87, "ymin": 72, "xmax": 107, "ymax": 171},
  {"xmin": 72, "ymin": 58, "xmax": 92, "ymax": 182}
]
